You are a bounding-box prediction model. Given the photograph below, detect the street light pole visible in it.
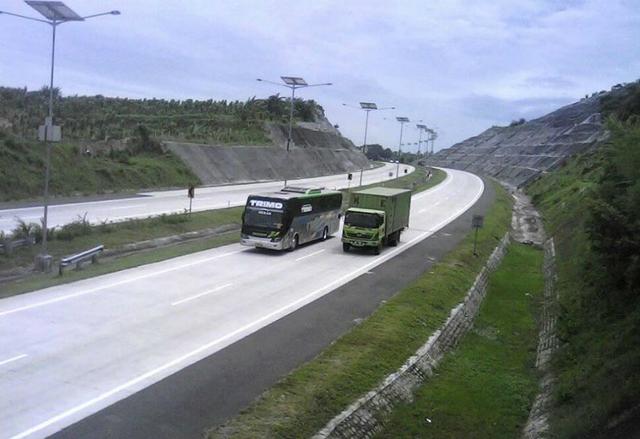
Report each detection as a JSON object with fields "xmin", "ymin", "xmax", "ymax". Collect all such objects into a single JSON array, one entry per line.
[
  {"xmin": 257, "ymin": 77, "xmax": 332, "ymax": 187},
  {"xmin": 287, "ymin": 85, "xmax": 296, "ymax": 153},
  {"xmin": 343, "ymin": 102, "xmax": 394, "ymax": 186},
  {"xmin": 1, "ymin": 2, "xmax": 120, "ymax": 271},
  {"xmin": 416, "ymin": 123, "xmax": 428, "ymax": 159},
  {"xmin": 395, "ymin": 117, "xmax": 410, "ymax": 178},
  {"xmin": 361, "ymin": 109, "xmax": 370, "ymax": 185},
  {"xmin": 41, "ymin": 18, "xmax": 57, "ymax": 256}
]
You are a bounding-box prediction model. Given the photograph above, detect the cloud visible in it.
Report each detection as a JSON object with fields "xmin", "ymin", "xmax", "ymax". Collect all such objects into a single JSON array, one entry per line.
[{"xmin": 1, "ymin": 0, "xmax": 638, "ymax": 150}]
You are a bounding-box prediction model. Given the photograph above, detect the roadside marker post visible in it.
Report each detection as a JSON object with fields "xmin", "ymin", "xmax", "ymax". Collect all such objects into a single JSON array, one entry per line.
[
  {"xmin": 472, "ymin": 214, "xmax": 484, "ymax": 256},
  {"xmin": 188, "ymin": 185, "xmax": 195, "ymax": 214}
]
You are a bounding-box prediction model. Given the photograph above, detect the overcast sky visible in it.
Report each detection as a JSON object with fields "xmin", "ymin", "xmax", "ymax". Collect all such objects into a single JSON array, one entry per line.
[{"xmin": 1, "ymin": 0, "xmax": 639, "ymax": 151}]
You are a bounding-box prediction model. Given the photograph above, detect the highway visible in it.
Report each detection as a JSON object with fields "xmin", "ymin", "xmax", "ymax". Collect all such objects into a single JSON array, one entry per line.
[
  {"xmin": 0, "ymin": 163, "xmax": 407, "ymax": 234},
  {"xmin": 0, "ymin": 168, "xmax": 483, "ymax": 439}
]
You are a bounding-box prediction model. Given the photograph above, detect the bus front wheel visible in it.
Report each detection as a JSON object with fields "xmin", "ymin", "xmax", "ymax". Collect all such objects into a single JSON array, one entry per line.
[
  {"xmin": 289, "ymin": 235, "xmax": 299, "ymax": 251},
  {"xmin": 322, "ymin": 227, "xmax": 328, "ymax": 241}
]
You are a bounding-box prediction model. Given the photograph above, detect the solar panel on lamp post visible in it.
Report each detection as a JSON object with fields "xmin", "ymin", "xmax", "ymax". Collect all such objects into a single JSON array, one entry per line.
[
  {"xmin": 0, "ymin": 1, "xmax": 120, "ymax": 272},
  {"xmin": 342, "ymin": 102, "xmax": 395, "ymax": 186},
  {"xmin": 396, "ymin": 117, "xmax": 410, "ymax": 178},
  {"xmin": 257, "ymin": 76, "xmax": 332, "ymax": 186}
]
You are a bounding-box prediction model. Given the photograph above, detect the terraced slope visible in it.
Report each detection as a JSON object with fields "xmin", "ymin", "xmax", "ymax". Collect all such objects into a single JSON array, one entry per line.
[{"xmin": 428, "ymin": 89, "xmax": 622, "ymax": 187}]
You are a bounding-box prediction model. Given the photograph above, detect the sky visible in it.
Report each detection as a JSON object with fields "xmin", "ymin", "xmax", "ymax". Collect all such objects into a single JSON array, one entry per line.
[{"xmin": 1, "ymin": 0, "xmax": 639, "ymax": 152}]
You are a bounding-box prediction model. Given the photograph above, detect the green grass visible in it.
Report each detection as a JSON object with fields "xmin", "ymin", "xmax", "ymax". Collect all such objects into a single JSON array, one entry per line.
[
  {"xmin": 0, "ymin": 134, "xmax": 199, "ymax": 202},
  {"xmin": 0, "ymin": 207, "xmax": 242, "ymax": 297},
  {"xmin": 527, "ymin": 146, "xmax": 640, "ymax": 438},
  {"xmin": 206, "ymin": 181, "xmax": 512, "ymax": 439},
  {"xmin": 0, "ymin": 231, "xmax": 239, "ymax": 299},
  {"xmin": 377, "ymin": 243, "xmax": 544, "ymax": 439}
]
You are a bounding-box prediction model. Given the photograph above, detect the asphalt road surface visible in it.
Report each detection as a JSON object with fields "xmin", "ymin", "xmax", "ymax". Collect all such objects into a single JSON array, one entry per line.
[
  {"xmin": 0, "ymin": 163, "xmax": 409, "ymax": 234},
  {"xmin": 0, "ymin": 168, "xmax": 482, "ymax": 439}
]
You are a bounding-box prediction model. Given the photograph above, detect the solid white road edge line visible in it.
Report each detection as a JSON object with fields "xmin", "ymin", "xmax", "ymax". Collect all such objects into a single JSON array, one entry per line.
[
  {"xmin": 0, "ymin": 251, "xmax": 242, "ymax": 318},
  {"xmin": 295, "ymin": 249, "xmax": 325, "ymax": 262},
  {"xmin": 170, "ymin": 283, "xmax": 233, "ymax": 306},
  {"xmin": 0, "ymin": 353, "xmax": 27, "ymax": 367},
  {"xmin": 10, "ymin": 172, "xmax": 484, "ymax": 439}
]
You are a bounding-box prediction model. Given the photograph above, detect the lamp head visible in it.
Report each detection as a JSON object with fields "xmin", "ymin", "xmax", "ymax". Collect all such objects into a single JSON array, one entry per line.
[{"xmin": 110, "ymin": 10, "xmax": 120, "ymax": 15}]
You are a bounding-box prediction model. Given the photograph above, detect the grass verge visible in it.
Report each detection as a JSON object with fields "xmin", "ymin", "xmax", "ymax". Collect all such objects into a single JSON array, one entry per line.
[
  {"xmin": 377, "ymin": 243, "xmax": 544, "ymax": 438},
  {"xmin": 206, "ymin": 181, "xmax": 512, "ymax": 439}
]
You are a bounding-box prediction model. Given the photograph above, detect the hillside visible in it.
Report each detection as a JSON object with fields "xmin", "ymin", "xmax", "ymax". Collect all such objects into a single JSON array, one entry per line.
[
  {"xmin": 0, "ymin": 87, "xmax": 370, "ymax": 198},
  {"xmin": 0, "ymin": 127, "xmax": 198, "ymax": 202},
  {"xmin": 431, "ymin": 80, "xmax": 640, "ymax": 437},
  {"xmin": 0, "ymin": 87, "xmax": 319, "ymax": 145},
  {"xmin": 428, "ymin": 82, "xmax": 640, "ymax": 187}
]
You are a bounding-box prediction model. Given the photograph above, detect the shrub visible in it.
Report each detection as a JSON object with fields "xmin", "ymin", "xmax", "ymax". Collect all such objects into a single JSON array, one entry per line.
[{"xmin": 56, "ymin": 213, "xmax": 92, "ymax": 241}]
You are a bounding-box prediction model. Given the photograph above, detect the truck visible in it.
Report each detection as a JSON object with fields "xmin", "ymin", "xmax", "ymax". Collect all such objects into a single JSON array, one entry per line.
[{"xmin": 341, "ymin": 187, "xmax": 412, "ymax": 254}]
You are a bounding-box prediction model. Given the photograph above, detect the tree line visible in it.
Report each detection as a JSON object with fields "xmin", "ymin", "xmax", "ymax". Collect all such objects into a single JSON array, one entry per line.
[{"xmin": 0, "ymin": 86, "xmax": 321, "ymax": 145}]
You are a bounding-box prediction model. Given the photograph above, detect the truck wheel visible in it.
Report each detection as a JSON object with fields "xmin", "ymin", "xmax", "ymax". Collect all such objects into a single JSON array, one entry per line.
[
  {"xmin": 373, "ymin": 243, "xmax": 382, "ymax": 255},
  {"xmin": 390, "ymin": 231, "xmax": 399, "ymax": 247},
  {"xmin": 343, "ymin": 243, "xmax": 350, "ymax": 252}
]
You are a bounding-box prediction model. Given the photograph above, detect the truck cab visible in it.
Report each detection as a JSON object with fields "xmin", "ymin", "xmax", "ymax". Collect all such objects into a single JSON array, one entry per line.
[
  {"xmin": 342, "ymin": 208, "xmax": 385, "ymax": 253},
  {"xmin": 341, "ymin": 187, "xmax": 411, "ymax": 255}
]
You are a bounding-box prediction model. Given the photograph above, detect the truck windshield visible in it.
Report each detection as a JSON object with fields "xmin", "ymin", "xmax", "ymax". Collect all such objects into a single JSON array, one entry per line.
[
  {"xmin": 344, "ymin": 212, "xmax": 381, "ymax": 228},
  {"xmin": 244, "ymin": 208, "xmax": 284, "ymax": 229}
]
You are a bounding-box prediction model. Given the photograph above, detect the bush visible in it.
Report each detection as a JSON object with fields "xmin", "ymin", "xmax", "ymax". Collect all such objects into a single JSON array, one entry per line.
[{"xmin": 56, "ymin": 213, "xmax": 92, "ymax": 241}]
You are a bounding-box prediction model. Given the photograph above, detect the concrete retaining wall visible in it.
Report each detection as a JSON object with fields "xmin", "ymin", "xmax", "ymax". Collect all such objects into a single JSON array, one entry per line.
[
  {"xmin": 165, "ymin": 142, "xmax": 370, "ymax": 186},
  {"xmin": 314, "ymin": 233, "xmax": 511, "ymax": 439},
  {"xmin": 522, "ymin": 238, "xmax": 558, "ymax": 438}
]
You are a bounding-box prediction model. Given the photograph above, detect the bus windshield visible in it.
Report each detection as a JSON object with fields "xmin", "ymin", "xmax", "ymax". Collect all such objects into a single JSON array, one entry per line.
[
  {"xmin": 244, "ymin": 208, "xmax": 284, "ymax": 229},
  {"xmin": 344, "ymin": 211, "xmax": 381, "ymax": 228}
]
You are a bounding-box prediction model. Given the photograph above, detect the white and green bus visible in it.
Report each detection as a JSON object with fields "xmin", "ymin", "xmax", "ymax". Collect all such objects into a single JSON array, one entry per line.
[{"xmin": 240, "ymin": 186, "xmax": 342, "ymax": 251}]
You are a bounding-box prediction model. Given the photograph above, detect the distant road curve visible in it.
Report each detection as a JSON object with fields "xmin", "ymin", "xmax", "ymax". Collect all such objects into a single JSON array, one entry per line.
[{"xmin": 0, "ymin": 162, "xmax": 411, "ymax": 234}]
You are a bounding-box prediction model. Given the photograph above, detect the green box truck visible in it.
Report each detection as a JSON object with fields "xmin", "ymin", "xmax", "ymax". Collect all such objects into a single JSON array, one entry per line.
[{"xmin": 342, "ymin": 187, "xmax": 412, "ymax": 254}]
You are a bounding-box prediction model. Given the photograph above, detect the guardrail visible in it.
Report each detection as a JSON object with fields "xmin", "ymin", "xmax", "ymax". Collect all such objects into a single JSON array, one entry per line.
[
  {"xmin": 59, "ymin": 245, "xmax": 104, "ymax": 275},
  {"xmin": 0, "ymin": 236, "xmax": 35, "ymax": 255}
]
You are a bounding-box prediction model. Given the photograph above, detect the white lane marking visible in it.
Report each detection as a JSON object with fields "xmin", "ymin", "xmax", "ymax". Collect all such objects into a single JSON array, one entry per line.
[
  {"xmin": 110, "ymin": 204, "xmax": 147, "ymax": 210},
  {"xmin": 0, "ymin": 250, "xmax": 242, "ymax": 318},
  {"xmin": 171, "ymin": 283, "xmax": 232, "ymax": 306},
  {"xmin": 418, "ymin": 208, "xmax": 427, "ymax": 213},
  {"xmin": 295, "ymin": 249, "xmax": 325, "ymax": 262},
  {"xmin": 0, "ymin": 354, "xmax": 27, "ymax": 367},
  {"xmin": 9, "ymin": 169, "xmax": 479, "ymax": 439}
]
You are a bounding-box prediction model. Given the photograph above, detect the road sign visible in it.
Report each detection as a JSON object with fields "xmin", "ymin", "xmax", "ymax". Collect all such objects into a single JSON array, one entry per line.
[
  {"xmin": 187, "ymin": 185, "xmax": 195, "ymax": 214},
  {"xmin": 472, "ymin": 214, "xmax": 484, "ymax": 256},
  {"xmin": 38, "ymin": 124, "xmax": 61, "ymax": 142}
]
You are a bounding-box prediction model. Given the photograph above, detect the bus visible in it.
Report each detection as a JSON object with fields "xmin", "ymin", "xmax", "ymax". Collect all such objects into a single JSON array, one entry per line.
[{"xmin": 240, "ymin": 186, "xmax": 343, "ymax": 251}]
